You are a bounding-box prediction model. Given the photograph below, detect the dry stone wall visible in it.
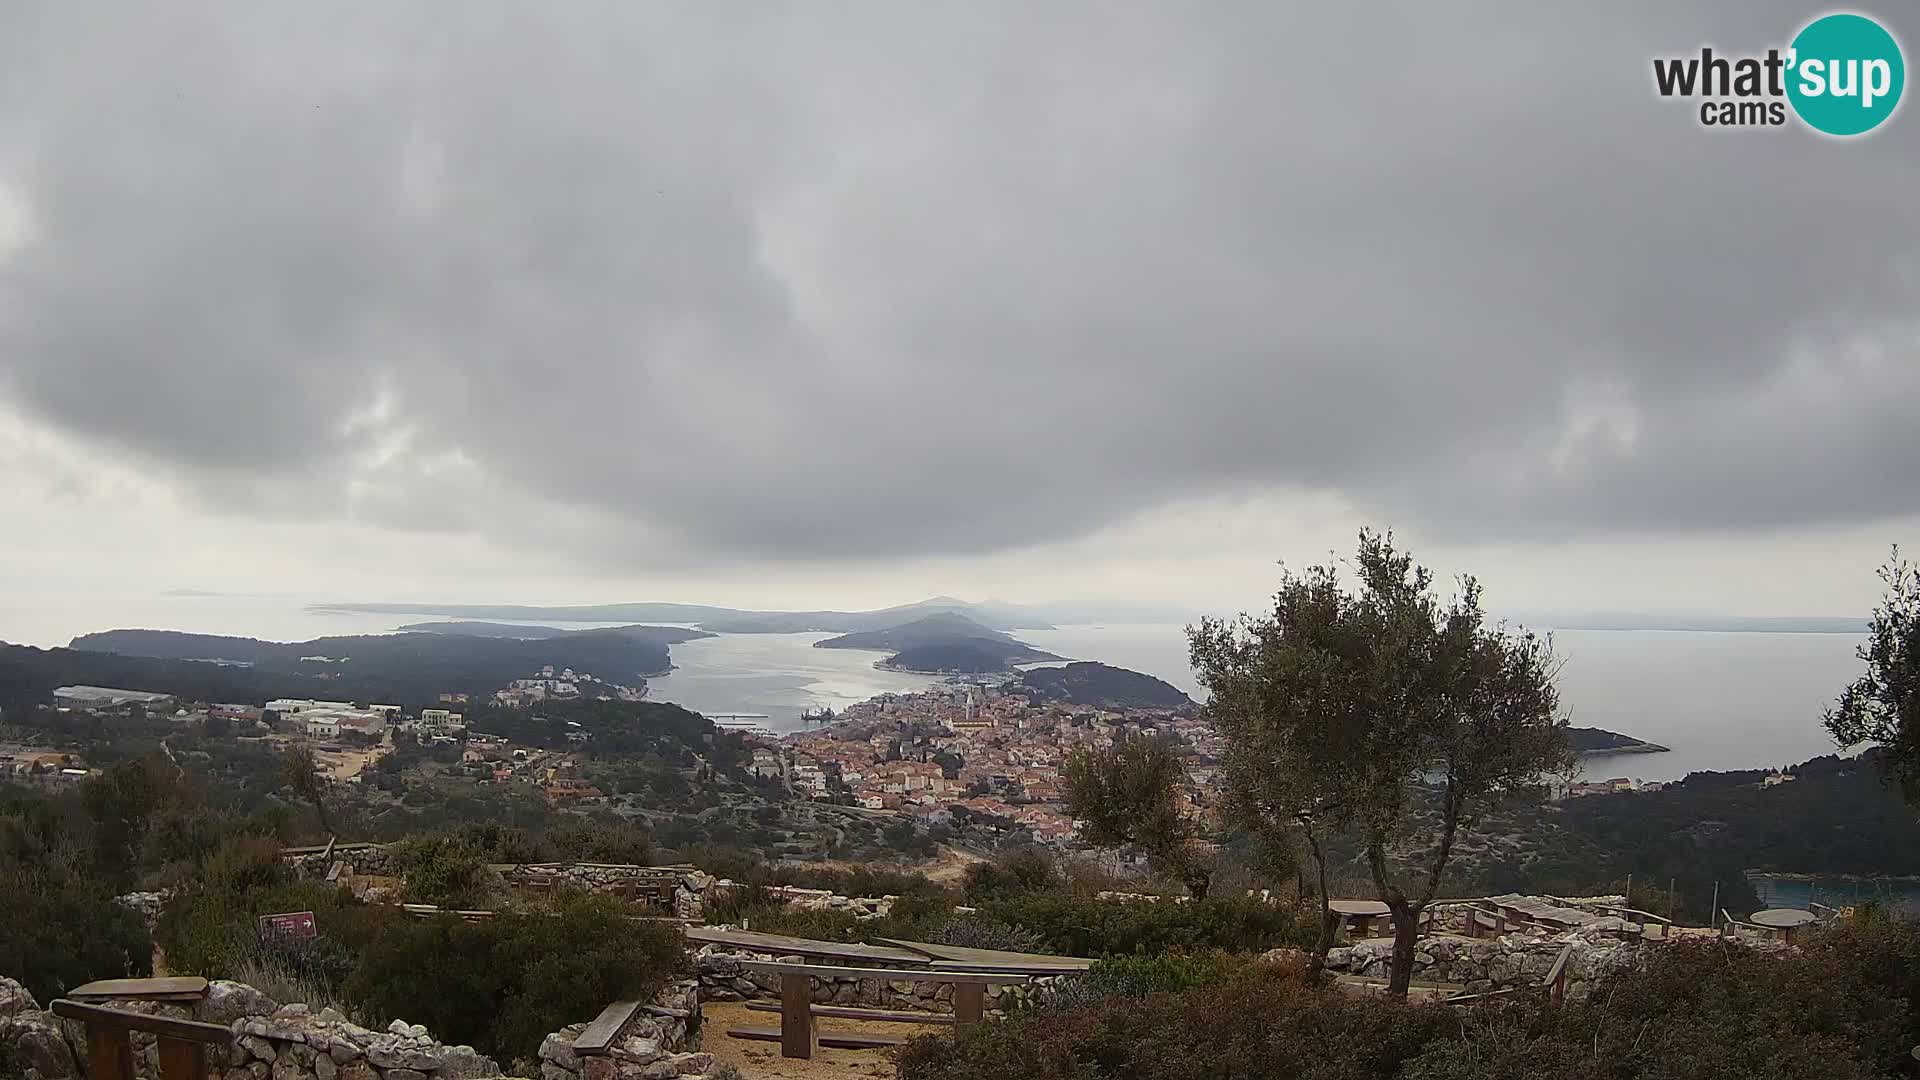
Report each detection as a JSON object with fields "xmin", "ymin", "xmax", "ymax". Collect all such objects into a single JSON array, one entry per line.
[
  {"xmin": 283, "ymin": 843, "xmax": 910, "ymax": 923},
  {"xmin": 692, "ymin": 946, "xmax": 1061, "ymax": 1014},
  {"xmin": 1324, "ymin": 927, "xmax": 1636, "ymax": 1000},
  {"xmin": 0, "ymin": 977, "xmax": 724, "ymax": 1080}
]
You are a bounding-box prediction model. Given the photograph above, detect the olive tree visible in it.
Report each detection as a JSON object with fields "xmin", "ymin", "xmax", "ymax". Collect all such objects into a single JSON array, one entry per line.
[
  {"xmin": 1062, "ymin": 736, "xmax": 1214, "ymax": 898},
  {"xmin": 279, "ymin": 745, "xmax": 336, "ymax": 838},
  {"xmin": 1826, "ymin": 547, "xmax": 1920, "ymax": 804},
  {"xmin": 1191, "ymin": 530, "xmax": 1570, "ymax": 996}
]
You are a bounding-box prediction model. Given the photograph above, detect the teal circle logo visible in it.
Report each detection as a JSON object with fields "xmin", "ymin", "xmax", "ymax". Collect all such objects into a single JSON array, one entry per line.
[{"xmin": 1787, "ymin": 13, "xmax": 1905, "ymax": 136}]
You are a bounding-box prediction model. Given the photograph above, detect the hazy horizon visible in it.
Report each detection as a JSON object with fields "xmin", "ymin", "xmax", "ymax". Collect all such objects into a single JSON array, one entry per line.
[{"xmin": 3, "ymin": 2, "xmax": 1916, "ymax": 624}]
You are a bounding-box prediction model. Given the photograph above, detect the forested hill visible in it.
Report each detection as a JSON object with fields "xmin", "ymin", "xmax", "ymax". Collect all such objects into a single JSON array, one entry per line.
[
  {"xmin": 0, "ymin": 627, "xmax": 680, "ymax": 709},
  {"xmin": 1452, "ymin": 749, "xmax": 1920, "ymax": 921},
  {"xmin": 395, "ymin": 621, "xmax": 714, "ymax": 643},
  {"xmin": 1566, "ymin": 726, "xmax": 1669, "ymax": 753},
  {"xmin": 1018, "ymin": 661, "xmax": 1195, "ymax": 710},
  {"xmin": 815, "ymin": 613, "xmax": 1061, "ymax": 673}
]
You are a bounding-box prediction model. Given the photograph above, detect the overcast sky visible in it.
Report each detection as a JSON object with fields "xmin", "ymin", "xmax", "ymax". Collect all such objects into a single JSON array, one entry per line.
[{"xmin": 2, "ymin": 1, "xmax": 1916, "ymax": 643}]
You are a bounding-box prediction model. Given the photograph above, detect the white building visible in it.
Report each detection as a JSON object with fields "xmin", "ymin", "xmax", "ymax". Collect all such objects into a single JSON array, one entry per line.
[
  {"xmin": 265, "ymin": 699, "xmax": 355, "ymax": 716},
  {"xmin": 304, "ymin": 716, "xmax": 341, "ymax": 739},
  {"xmin": 53, "ymin": 686, "xmax": 173, "ymax": 708}
]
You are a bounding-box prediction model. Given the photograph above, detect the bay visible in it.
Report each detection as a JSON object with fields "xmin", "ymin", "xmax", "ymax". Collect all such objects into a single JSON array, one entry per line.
[{"xmin": 0, "ymin": 597, "xmax": 1872, "ymax": 783}]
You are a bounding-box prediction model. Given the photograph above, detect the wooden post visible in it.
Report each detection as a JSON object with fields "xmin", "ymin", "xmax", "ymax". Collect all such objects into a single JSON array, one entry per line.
[
  {"xmin": 87, "ymin": 1024, "xmax": 136, "ymax": 1080},
  {"xmin": 779, "ymin": 973, "xmax": 815, "ymax": 1060},
  {"xmin": 1710, "ymin": 882, "xmax": 1720, "ymax": 932},
  {"xmin": 158, "ymin": 1037, "xmax": 207, "ymax": 1080},
  {"xmin": 953, "ymin": 982, "xmax": 986, "ymax": 1026}
]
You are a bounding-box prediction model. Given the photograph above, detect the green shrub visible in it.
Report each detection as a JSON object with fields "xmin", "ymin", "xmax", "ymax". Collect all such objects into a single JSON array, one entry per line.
[
  {"xmin": 901, "ymin": 923, "xmax": 1920, "ymax": 1080},
  {"xmin": 387, "ymin": 832, "xmax": 500, "ymax": 907},
  {"xmin": 1080, "ymin": 951, "xmax": 1242, "ymax": 998},
  {"xmin": 0, "ymin": 854, "xmax": 152, "ymax": 1002},
  {"xmin": 963, "ymin": 849, "xmax": 1062, "ymax": 902},
  {"xmin": 973, "ymin": 890, "xmax": 1307, "ymax": 957},
  {"xmin": 900, "ymin": 964, "xmax": 1450, "ymax": 1080},
  {"xmin": 930, "ymin": 915, "xmax": 1049, "ymax": 954},
  {"xmin": 344, "ymin": 893, "xmax": 687, "ymax": 1062}
]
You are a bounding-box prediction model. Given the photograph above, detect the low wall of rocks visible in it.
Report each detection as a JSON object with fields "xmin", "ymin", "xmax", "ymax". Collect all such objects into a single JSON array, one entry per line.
[
  {"xmin": 534, "ymin": 980, "xmax": 717, "ymax": 1080},
  {"xmin": 284, "ymin": 844, "xmax": 912, "ymax": 924},
  {"xmin": 1327, "ymin": 928, "xmax": 1635, "ymax": 1000},
  {"xmin": 0, "ymin": 976, "xmax": 720, "ymax": 1080},
  {"xmin": 0, "ymin": 976, "xmax": 495, "ymax": 1080},
  {"xmin": 692, "ymin": 946, "xmax": 1062, "ymax": 1015}
]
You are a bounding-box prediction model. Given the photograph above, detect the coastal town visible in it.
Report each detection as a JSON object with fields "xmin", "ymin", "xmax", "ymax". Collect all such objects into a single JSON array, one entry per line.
[{"xmin": 3, "ymin": 662, "xmax": 1723, "ymax": 860}]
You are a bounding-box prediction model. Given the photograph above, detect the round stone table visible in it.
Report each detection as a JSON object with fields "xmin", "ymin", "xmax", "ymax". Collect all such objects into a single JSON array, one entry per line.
[
  {"xmin": 1329, "ymin": 899, "xmax": 1392, "ymax": 938},
  {"xmin": 1749, "ymin": 907, "xmax": 1818, "ymax": 943}
]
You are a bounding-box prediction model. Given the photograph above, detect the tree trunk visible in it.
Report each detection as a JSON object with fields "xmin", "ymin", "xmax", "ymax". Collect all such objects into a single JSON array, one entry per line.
[
  {"xmin": 1302, "ymin": 824, "xmax": 1334, "ymax": 981},
  {"xmin": 1386, "ymin": 902, "xmax": 1422, "ymax": 997}
]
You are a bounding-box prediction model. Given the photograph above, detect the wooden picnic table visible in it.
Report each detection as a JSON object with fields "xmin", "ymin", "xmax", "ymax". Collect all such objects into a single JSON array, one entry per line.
[
  {"xmin": 1749, "ymin": 908, "xmax": 1818, "ymax": 943},
  {"xmin": 728, "ymin": 961, "xmax": 1030, "ymax": 1059}
]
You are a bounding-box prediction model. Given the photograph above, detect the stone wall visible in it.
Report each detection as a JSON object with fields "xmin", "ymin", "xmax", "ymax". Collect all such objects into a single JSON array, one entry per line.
[
  {"xmin": 534, "ymin": 989, "xmax": 713, "ymax": 1080},
  {"xmin": 0, "ymin": 977, "xmax": 496, "ymax": 1080},
  {"xmin": 1325, "ymin": 927, "xmax": 1635, "ymax": 1000},
  {"xmin": 0, "ymin": 977, "xmax": 723, "ymax": 1080},
  {"xmin": 283, "ymin": 843, "xmax": 911, "ymax": 924},
  {"xmin": 691, "ymin": 946, "xmax": 1062, "ymax": 1015}
]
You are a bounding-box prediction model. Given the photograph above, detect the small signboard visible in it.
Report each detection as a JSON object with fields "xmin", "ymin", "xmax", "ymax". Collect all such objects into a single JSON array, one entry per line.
[{"xmin": 258, "ymin": 911, "xmax": 317, "ymax": 943}]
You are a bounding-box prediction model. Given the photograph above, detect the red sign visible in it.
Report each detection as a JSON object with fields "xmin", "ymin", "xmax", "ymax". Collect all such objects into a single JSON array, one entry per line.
[{"xmin": 258, "ymin": 911, "xmax": 317, "ymax": 942}]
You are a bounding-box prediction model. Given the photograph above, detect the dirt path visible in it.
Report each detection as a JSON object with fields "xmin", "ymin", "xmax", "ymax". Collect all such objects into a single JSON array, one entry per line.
[
  {"xmin": 700, "ymin": 1001, "xmax": 945, "ymax": 1079},
  {"xmin": 921, "ymin": 844, "xmax": 987, "ymax": 885}
]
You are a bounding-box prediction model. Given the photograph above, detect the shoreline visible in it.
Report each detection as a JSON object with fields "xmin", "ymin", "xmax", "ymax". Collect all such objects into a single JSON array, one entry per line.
[
  {"xmin": 1576, "ymin": 743, "xmax": 1671, "ymax": 757},
  {"xmin": 1747, "ymin": 871, "xmax": 1920, "ymax": 884}
]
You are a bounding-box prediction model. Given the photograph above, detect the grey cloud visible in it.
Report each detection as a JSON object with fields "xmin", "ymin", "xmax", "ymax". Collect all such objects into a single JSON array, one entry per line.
[{"xmin": 1, "ymin": 0, "xmax": 1916, "ymax": 566}]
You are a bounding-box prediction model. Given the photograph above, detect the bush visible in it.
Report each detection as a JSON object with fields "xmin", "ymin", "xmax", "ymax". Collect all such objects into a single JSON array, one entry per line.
[
  {"xmin": 931, "ymin": 915, "xmax": 1049, "ymax": 955},
  {"xmin": 901, "ymin": 922, "xmax": 1920, "ymax": 1080},
  {"xmin": 1077, "ymin": 951, "xmax": 1242, "ymax": 998},
  {"xmin": 900, "ymin": 964, "xmax": 1449, "ymax": 1080},
  {"xmin": 545, "ymin": 818, "xmax": 654, "ymax": 865},
  {"xmin": 973, "ymin": 890, "xmax": 1308, "ymax": 957},
  {"xmin": 387, "ymin": 832, "xmax": 500, "ymax": 908},
  {"xmin": 344, "ymin": 893, "xmax": 687, "ymax": 1062},
  {"xmin": 0, "ymin": 854, "xmax": 152, "ymax": 1002},
  {"xmin": 963, "ymin": 849, "xmax": 1062, "ymax": 902}
]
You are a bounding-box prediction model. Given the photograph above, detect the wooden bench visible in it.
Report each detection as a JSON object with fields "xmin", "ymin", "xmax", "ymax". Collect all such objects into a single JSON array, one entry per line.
[
  {"xmin": 745, "ymin": 1002, "xmax": 956, "ymax": 1025},
  {"xmin": 725, "ymin": 962, "xmax": 1030, "ymax": 1059},
  {"xmin": 572, "ymin": 999, "xmax": 645, "ymax": 1056},
  {"xmin": 51, "ymin": 999, "xmax": 230, "ymax": 1080},
  {"xmin": 68, "ymin": 978, "xmax": 210, "ymax": 1004}
]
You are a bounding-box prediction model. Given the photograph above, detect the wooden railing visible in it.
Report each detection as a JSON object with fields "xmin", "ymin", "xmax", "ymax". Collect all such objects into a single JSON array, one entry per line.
[{"xmin": 50, "ymin": 999, "xmax": 230, "ymax": 1080}]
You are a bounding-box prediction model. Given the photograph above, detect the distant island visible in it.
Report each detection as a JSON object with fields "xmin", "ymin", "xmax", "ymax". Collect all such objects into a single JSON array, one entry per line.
[
  {"xmin": 815, "ymin": 613, "xmax": 1063, "ymax": 673},
  {"xmin": 18, "ymin": 626, "xmax": 688, "ymax": 707},
  {"xmin": 1017, "ymin": 661, "xmax": 1195, "ymax": 710},
  {"xmin": 395, "ymin": 621, "xmax": 714, "ymax": 644},
  {"xmin": 313, "ymin": 596, "xmax": 1054, "ymax": 634},
  {"xmin": 1513, "ymin": 613, "xmax": 1869, "ymax": 634},
  {"xmin": 1566, "ymin": 726, "xmax": 1670, "ymax": 755}
]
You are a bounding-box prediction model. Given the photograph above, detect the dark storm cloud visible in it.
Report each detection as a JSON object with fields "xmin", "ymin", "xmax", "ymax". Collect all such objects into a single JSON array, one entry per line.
[{"xmin": 1, "ymin": 1, "xmax": 1916, "ymax": 562}]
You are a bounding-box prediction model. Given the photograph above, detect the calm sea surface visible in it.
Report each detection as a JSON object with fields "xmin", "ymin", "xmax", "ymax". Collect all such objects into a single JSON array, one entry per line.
[{"xmin": 0, "ymin": 598, "xmax": 1870, "ymax": 781}]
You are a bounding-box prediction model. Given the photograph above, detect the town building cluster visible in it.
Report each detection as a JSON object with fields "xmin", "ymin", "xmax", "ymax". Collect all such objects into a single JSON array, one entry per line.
[
  {"xmin": 767, "ymin": 681, "xmax": 1213, "ymax": 847},
  {"xmin": 493, "ymin": 664, "xmax": 646, "ymax": 708}
]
